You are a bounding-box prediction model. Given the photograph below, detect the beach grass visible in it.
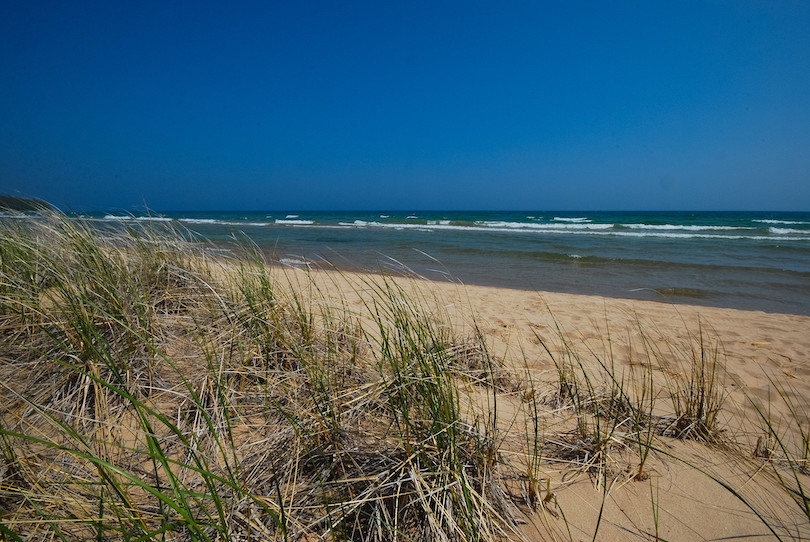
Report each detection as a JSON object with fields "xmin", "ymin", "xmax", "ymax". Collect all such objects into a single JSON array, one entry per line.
[{"xmin": 0, "ymin": 211, "xmax": 808, "ymax": 541}]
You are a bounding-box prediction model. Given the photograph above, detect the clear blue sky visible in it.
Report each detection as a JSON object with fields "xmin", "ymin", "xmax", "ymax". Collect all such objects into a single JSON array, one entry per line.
[{"xmin": 2, "ymin": 1, "xmax": 809, "ymax": 211}]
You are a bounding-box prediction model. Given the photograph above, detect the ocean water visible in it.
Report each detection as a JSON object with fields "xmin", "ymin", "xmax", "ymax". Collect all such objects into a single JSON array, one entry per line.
[{"xmin": 86, "ymin": 210, "xmax": 810, "ymax": 315}]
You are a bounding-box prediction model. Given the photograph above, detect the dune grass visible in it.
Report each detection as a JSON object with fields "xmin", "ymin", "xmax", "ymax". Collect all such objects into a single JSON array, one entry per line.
[{"xmin": 0, "ymin": 211, "xmax": 808, "ymax": 541}]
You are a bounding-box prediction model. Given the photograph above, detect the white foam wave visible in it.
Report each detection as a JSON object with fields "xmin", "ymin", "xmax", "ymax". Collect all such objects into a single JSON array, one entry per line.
[
  {"xmin": 285, "ymin": 214, "xmax": 299, "ymax": 219},
  {"xmin": 755, "ymin": 219, "xmax": 810, "ymax": 225},
  {"xmin": 553, "ymin": 217, "xmax": 591, "ymax": 223},
  {"xmin": 770, "ymin": 227, "xmax": 806, "ymax": 235},
  {"xmin": 103, "ymin": 214, "xmax": 172, "ymax": 222},
  {"xmin": 338, "ymin": 220, "xmax": 381, "ymax": 227},
  {"xmin": 137, "ymin": 213, "xmax": 809, "ymax": 242},
  {"xmin": 602, "ymin": 231, "xmax": 810, "ymax": 241},
  {"xmin": 180, "ymin": 218, "xmax": 271, "ymax": 227},
  {"xmin": 275, "ymin": 219, "xmax": 315, "ymax": 225},
  {"xmin": 179, "ymin": 218, "xmax": 219, "ymax": 224},
  {"xmin": 327, "ymin": 219, "xmax": 810, "ymax": 241},
  {"xmin": 340, "ymin": 221, "xmax": 477, "ymax": 232},
  {"xmin": 623, "ymin": 224, "xmax": 746, "ymax": 231},
  {"xmin": 480, "ymin": 221, "xmax": 613, "ymax": 231},
  {"xmin": 135, "ymin": 216, "xmax": 173, "ymax": 222}
]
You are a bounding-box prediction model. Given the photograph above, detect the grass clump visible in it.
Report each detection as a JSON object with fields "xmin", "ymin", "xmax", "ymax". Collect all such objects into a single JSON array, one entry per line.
[
  {"xmin": 0, "ymin": 212, "xmax": 519, "ymax": 541},
  {"xmin": 657, "ymin": 324, "xmax": 726, "ymax": 442},
  {"xmin": 744, "ymin": 377, "xmax": 810, "ymax": 525},
  {"xmin": 535, "ymin": 318, "xmax": 647, "ymax": 481}
]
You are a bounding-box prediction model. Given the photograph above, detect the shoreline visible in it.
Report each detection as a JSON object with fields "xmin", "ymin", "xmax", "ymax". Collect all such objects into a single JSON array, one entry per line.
[
  {"xmin": 285, "ymin": 264, "xmax": 810, "ymax": 423},
  {"xmin": 298, "ymin": 264, "xmax": 810, "ymax": 359},
  {"xmin": 302, "ymin": 265, "xmax": 810, "ymax": 431},
  {"xmin": 275, "ymin": 257, "xmax": 810, "ymax": 317}
]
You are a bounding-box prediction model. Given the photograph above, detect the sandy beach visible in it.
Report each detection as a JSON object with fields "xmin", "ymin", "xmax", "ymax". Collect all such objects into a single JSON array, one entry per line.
[
  {"xmin": 307, "ymin": 266, "xmax": 810, "ymax": 395},
  {"xmin": 459, "ymin": 284, "xmax": 806, "ymax": 541},
  {"xmin": 290, "ymin": 265, "xmax": 810, "ymax": 540}
]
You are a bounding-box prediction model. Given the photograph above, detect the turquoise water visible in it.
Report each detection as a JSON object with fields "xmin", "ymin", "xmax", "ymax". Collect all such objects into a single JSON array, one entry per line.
[{"xmin": 88, "ymin": 210, "xmax": 810, "ymax": 315}]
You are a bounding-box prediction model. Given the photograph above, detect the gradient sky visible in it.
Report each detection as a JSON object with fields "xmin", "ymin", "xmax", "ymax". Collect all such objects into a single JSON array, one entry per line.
[{"xmin": 2, "ymin": 2, "xmax": 809, "ymax": 211}]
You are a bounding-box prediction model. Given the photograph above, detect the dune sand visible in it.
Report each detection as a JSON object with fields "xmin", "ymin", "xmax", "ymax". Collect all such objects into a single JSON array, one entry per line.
[{"xmin": 301, "ymin": 267, "xmax": 810, "ymax": 541}]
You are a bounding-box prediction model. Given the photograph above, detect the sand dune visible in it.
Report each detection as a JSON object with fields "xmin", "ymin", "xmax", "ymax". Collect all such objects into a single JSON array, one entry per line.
[{"xmin": 303, "ymin": 267, "xmax": 810, "ymax": 540}]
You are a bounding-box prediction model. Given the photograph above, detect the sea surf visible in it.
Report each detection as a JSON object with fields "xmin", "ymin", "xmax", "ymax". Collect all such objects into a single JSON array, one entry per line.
[{"xmin": 33, "ymin": 210, "xmax": 810, "ymax": 315}]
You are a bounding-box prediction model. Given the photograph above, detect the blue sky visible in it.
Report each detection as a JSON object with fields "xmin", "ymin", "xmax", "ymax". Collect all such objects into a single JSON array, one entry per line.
[{"xmin": 1, "ymin": 1, "xmax": 809, "ymax": 211}]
